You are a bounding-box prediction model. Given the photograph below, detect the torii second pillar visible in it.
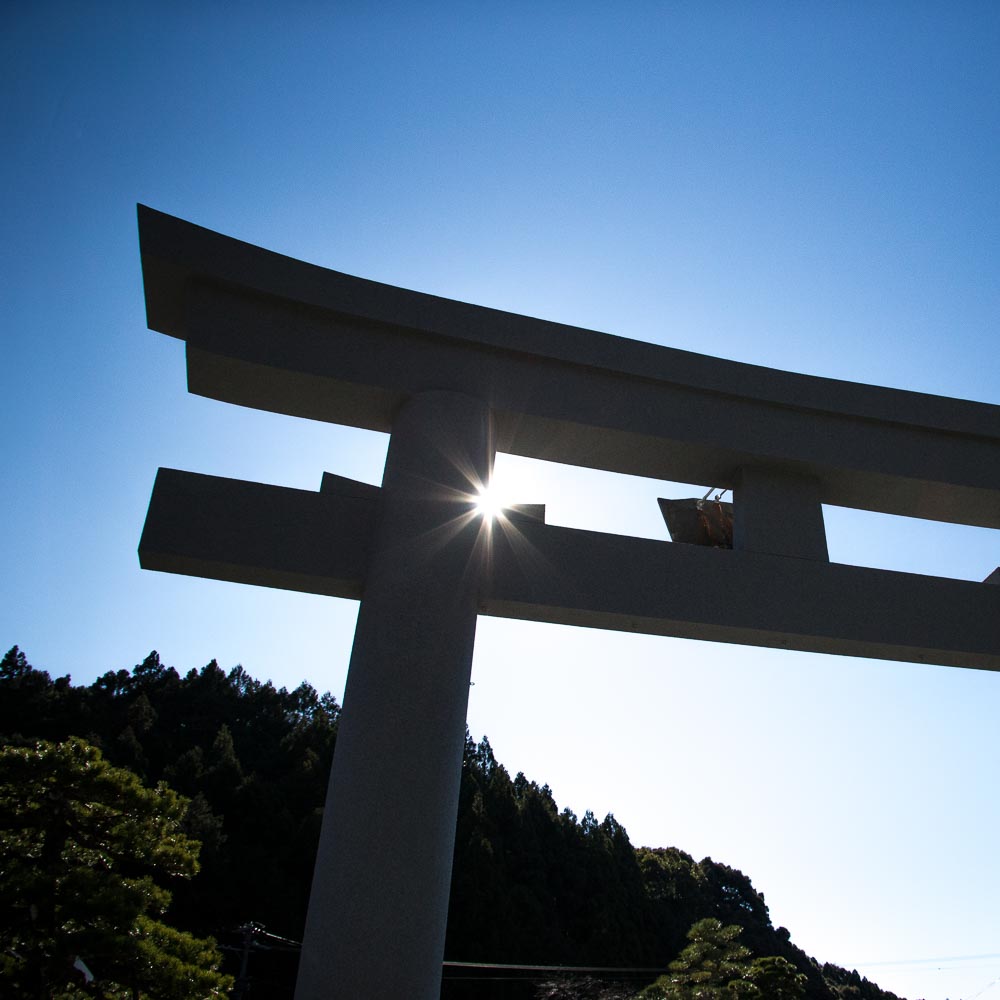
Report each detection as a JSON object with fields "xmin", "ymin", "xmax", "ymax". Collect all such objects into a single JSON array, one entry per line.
[{"xmin": 294, "ymin": 390, "xmax": 494, "ymax": 1000}]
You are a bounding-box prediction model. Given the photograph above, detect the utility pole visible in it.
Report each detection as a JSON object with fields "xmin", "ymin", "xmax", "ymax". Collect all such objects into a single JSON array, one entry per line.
[{"xmin": 232, "ymin": 922, "xmax": 258, "ymax": 999}]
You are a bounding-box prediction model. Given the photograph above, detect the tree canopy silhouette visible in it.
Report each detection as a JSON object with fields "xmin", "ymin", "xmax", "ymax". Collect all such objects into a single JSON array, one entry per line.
[
  {"xmin": 0, "ymin": 647, "xmax": 913, "ymax": 1000},
  {"xmin": 0, "ymin": 737, "xmax": 231, "ymax": 999}
]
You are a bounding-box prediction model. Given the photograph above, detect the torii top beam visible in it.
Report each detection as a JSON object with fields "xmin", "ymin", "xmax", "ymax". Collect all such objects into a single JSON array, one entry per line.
[{"xmin": 138, "ymin": 205, "xmax": 1000, "ymax": 529}]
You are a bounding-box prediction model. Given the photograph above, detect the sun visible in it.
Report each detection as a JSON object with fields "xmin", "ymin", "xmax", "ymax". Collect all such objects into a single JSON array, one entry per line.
[
  {"xmin": 472, "ymin": 455, "xmax": 544, "ymax": 522},
  {"xmin": 473, "ymin": 457, "xmax": 532, "ymax": 521},
  {"xmin": 474, "ymin": 483, "xmax": 507, "ymax": 520}
]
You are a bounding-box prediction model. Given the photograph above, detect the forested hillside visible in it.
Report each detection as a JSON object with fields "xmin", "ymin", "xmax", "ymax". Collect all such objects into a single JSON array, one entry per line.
[{"xmin": 0, "ymin": 647, "xmax": 912, "ymax": 999}]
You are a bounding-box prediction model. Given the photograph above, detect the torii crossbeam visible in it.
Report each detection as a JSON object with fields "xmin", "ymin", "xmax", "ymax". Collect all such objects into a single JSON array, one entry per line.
[{"xmin": 136, "ymin": 206, "xmax": 1000, "ymax": 999}]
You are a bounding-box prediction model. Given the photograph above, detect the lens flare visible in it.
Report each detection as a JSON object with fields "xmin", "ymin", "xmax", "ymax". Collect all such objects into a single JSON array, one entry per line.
[{"xmin": 475, "ymin": 485, "xmax": 506, "ymax": 520}]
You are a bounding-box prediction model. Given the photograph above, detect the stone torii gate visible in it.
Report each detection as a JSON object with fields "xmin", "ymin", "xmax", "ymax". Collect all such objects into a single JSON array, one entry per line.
[{"xmin": 135, "ymin": 206, "xmax": 1000, "ymax": 1000}]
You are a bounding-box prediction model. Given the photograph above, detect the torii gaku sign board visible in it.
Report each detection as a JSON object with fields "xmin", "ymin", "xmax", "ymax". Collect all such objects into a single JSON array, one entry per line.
[{"xmin": 136, "ymin": 206, "xmax": 1000, "ymax": 999}]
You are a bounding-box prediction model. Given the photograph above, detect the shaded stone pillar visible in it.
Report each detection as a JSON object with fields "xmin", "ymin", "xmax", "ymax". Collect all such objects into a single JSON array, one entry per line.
[
  {"xmin": 733, "ymin": 465, "xmax": 829, "ymax": 561},
  {"xmin": 295, "ymin": 390, "xmax": 494, "ymax": 1000}
]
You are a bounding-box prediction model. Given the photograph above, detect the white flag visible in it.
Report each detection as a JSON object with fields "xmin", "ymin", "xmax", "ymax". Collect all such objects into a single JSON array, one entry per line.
[{"xmin": 73, "ymin": 956, "xmax": 95, "ymax": 984}]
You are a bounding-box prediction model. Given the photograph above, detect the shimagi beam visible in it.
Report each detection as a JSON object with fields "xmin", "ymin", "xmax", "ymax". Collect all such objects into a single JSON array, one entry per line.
[{"xmin": 139, "ymin": 205, "xmax": 1000, "ymax": 528}]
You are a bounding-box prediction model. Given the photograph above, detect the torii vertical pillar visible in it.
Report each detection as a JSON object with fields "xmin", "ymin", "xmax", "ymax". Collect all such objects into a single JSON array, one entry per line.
[{"xmin": 295, "ymin": 391, "xmax": 494, "ymax": 1000}]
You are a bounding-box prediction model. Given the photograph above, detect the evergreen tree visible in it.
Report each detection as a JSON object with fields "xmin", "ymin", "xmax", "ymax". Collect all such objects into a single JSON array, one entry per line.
[
  {"xmin": 639, "ymin": 918, "xmax": 753, "ymax": 999},
  {"xmin": 744, "ymin": 955, "xmax": 808, "ymax": 998},
  {"xmin": 0, "ymin": 738, "xmax": 231, "ymax": 999}
]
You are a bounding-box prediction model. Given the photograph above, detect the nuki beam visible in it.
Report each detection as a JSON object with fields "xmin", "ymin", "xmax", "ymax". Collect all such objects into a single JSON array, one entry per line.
[
  {"xmin": 136, "ymin": 206, "xmax": 1000, "ymax": 999},
  {"xmin": 140, "ymin": 466, "xmax": 1000, "ymax": 672}
]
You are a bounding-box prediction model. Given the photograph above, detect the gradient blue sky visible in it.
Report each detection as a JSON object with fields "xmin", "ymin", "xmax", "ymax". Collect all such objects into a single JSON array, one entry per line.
[{"xmin": 3, "ymin": 5, "xmax": 999, "ymax": 998}]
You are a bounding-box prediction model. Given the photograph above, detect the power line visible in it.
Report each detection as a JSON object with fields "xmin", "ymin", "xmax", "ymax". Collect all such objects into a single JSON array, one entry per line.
[
  {"xmin": 443, "ymin": 961, "xmax": 669, "ymax": 974},
  {"xmin": 969, "ymin": 975, "xmax": 1000, "ymax": 999}
]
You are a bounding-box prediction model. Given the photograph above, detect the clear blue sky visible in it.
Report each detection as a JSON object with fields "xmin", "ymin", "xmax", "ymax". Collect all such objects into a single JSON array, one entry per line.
[{"xmin": 3, "ymin": 4, "xmax": 999, "ymax": 998}]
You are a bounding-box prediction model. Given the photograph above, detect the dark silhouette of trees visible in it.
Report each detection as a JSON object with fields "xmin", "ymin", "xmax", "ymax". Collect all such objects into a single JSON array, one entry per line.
[
  {"xmin": 0, "ymin": 737, "xmax": 231, "ymax": 999},
  {"xmin": 447, "ymin": 732, "xmax": 660, "ymax": 968},
  {"xmin": 745, "ymin": 955, "xmax": 808, "ymax": 998},
  {"xmin": 0, "ymin": 647, "xmax": 912, "ymax": 1000}
]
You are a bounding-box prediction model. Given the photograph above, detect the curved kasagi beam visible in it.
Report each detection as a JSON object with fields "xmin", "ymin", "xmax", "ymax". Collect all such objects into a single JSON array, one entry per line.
[{"xmin": 138, "ymin": 205, "xmax": 1000, "ymax": 529}]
